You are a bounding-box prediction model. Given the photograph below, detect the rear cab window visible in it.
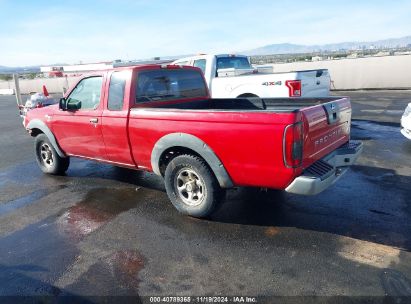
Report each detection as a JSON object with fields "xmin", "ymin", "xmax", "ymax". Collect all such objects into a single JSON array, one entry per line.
[
  {"xmin": 135, "ymin": 68, "xmax": 207, "ymax": 104},
  {"xmin": 216, "ymin": 56, "xmax": 251, "ymax": 70}
]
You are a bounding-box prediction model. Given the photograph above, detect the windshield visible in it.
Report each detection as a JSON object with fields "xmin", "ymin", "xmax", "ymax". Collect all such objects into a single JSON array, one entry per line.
[{"xmin": 216, "ymin": 56, "xmax": 251, "ymax": 70}]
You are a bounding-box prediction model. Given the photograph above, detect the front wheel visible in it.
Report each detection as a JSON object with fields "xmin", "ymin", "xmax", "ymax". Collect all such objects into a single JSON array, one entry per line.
[
  {"xmin": 35, "ymin": 134, "xmax": 70, "ymax": 175},
  {"xmin": 164, "ymin": 155, "xmax": 224, "ymax": 218}
]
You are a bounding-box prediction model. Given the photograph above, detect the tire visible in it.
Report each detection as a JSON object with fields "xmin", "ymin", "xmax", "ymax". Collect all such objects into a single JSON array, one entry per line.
[
  {"xmin": 164, "ymin": 154, "xmax": 224, "ymax": 218},
  {"xmin": 237, "ymin": 93, "xmax": 258, "ymax": 98},
  {"xmin": 35, "ymin": 134, "xmax": 70, "ymax": 175}
]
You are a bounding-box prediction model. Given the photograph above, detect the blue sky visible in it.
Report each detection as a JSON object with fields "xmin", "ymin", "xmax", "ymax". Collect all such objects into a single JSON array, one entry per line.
[{"xmin": 0, "ymin": 0, "xmax": 410, "ymax": 66}]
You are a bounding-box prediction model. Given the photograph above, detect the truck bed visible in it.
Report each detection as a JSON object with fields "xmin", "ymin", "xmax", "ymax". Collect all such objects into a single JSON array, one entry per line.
[
  {"xmin": 146, "ymin": 97, "xmax": 345, "ymax": 112},
  {"xmin": 131, "ymin": 95, "xmax": 352, "ymax": 184}
]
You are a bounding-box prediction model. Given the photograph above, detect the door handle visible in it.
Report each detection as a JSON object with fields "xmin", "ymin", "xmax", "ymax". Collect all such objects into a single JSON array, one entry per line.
[{"xmin": 89, "ymin": 118, "xmax": 98, "ymax": 123}]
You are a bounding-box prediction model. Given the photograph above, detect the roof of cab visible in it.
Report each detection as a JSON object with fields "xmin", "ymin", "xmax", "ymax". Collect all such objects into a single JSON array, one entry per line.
[{"xmin": 79, "ymin": 64, "xmax": 202, "ymax": 77}]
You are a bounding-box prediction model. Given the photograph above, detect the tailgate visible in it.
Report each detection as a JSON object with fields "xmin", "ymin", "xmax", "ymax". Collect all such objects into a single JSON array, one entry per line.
[
  {"xmin": 300, "ymin": 97, "xmax": 351, "ymax": 169},
  {"xmin": 297, "ymin": 69, "xmax": 330, "ymax": 97}
]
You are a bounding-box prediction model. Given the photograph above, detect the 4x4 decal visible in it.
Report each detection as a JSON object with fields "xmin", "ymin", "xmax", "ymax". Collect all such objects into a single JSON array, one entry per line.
[{"xmin": 262, "ymin": 81, "xmax": 282, "ymax": 86}]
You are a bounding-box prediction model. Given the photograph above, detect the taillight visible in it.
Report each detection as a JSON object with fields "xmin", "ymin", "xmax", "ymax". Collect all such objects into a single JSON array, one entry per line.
[
  {"xmin": 283, "ymin": 122, "xmax": 304, "ymax": 168},
  {"xmin": 36, "ymin": 102, "xmax": 43, "ymax": 108},
  {"xmin": 286, "ymin": 80, "xmax": 302, "ymax": 97}
]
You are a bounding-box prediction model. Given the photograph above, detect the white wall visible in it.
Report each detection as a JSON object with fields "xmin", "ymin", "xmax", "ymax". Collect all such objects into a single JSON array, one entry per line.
[
  {"xmin": 268, "ymin": 54, "xmax": 411, "ymax": 90},
  {"xmin": 63, "ymin": 63, "xmax": 112, "ymax": 72},
  {"xmin": 0, "ymin": 89, "xmax": 14, "ymax": 95},
  {"xmin": 0, "ymin": 77, "xmax": 81, "ymax": 94},
  {"xmin": 1, "ymin": 55, "xmax": 411, "ymax": 93}
]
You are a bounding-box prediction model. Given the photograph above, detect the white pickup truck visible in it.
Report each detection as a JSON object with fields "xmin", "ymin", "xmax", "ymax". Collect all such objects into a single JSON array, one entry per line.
[{"xmin": 172, "ymin": 54, "xmax": 330, "ymax": 98}]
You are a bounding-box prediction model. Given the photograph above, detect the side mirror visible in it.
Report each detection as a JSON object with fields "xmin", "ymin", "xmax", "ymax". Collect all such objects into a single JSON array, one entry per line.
[
  {"xmin": 66, "ymin": 99, "xmax": 81, "ymax": 110},
  {"xmin": 59, "ymin": 97, "xmax": 67, "ymax": 110}
]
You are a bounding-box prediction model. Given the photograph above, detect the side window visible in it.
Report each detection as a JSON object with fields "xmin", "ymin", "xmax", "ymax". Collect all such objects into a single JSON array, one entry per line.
[
  {"xmin": 108, "ymin": 71, "xmax": 127, "ymax": 110},
  {"xmin": 193, "ymin": 59, "xmax": 206, "ymax": 74},
  {"xmin": 67, "ymin": 76, "xmax": 103, "ymax": 110}
]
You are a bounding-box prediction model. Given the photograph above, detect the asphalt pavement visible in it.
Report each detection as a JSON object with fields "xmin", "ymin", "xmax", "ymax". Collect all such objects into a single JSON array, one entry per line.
[{"xmin": 0, "ymin": 91, "xmax": 410, "ymax": 302}]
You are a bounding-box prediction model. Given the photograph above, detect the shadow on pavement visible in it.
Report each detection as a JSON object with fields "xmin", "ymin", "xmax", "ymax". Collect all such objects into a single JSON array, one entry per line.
[
  {"xmin": 0, "ymin": 263, "xmax": 95, "ymax": 303},
  {"xmin": 66, "ymin": 160, "xmax": 411, "ymax": 251},
  {"xmin": 210, "ymin": 165, "xmax": 411, "ymax": 251}
]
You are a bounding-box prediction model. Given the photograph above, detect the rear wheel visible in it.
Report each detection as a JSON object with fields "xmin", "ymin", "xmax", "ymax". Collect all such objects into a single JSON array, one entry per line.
[
  {"xmin": 35, "ymin": 134, "xmax": 69, "ymax": 175},
  {"xmin": 164, "ymin": 154, "xmax": 224, "ymax": 218},
  {"xmin": 237, "ymin": 93, "xmax": 258, "ymax": 98}
]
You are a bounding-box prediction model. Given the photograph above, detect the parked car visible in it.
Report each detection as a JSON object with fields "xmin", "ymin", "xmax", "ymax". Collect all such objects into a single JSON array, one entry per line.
[
  {"xmin": 23, "ymin": 64, "xmax": 362, "ymax": 217},
  {"xmin": 172, "ymin": 54, "xmax": 330, "ymax": 98},
  {"xmin": 401, "ymin": 103, "xmax": 411, "ymax": 140}
]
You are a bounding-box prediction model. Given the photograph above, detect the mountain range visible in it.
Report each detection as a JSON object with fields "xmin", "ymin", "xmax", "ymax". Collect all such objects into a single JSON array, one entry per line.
[
  {"xmin": 1, "ymin": 36, "xmax": 411, "ymax": 72},
  {"xmin": 0, "ymin": 65, "xmax": 40, "ymax": 74},
  {"xmin": 242, "ymin": 36, "xmax": 411, "ymax": 56}
]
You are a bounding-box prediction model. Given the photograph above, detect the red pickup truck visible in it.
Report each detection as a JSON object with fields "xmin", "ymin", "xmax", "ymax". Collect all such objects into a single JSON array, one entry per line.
[{"xmin": 23, "ymin": 64, "xmax": 362, "ymax": 217}]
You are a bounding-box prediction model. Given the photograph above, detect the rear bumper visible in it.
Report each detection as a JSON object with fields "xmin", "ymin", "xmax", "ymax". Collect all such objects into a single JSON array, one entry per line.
[{"xmin": 285, "ymin": 140, "xmax": 363, "ymax": 195}]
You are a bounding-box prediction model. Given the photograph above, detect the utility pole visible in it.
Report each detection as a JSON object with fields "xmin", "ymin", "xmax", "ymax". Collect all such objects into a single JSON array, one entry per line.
[
  {"xmin": 63, "ymin": 75, "xmax": 69, "ymax": 95},
  {"xmin": 13, "ymin": 74, "xmax": 22, "ymax": 107}
]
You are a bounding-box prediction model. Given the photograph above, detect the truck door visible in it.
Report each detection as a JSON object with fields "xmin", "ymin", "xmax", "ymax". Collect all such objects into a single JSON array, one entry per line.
[
  {"xmin": 101, "ymin": 70, "xmax": 135, "ymax": 167},
  {"xmin": 52, "ymin": 76, "xmax": 107, "ymax": 159}
]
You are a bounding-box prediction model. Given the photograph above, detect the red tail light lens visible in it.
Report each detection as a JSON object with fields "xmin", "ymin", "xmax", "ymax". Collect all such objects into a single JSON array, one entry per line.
[
  {"xmin": 283, "ymin": 122, "xmax": 304, "ymax": 168},
  {"xmin": 36, "ymin": 102, "xmax": 43, "ymax": 108},
  {"xmin": 286, "ymin": 80, "xmax": 302, "ymax": 97}
]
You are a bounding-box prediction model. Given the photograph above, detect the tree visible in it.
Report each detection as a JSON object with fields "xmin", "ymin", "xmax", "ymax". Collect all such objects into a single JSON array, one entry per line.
[{"xmin": 0, "ymin": 74, "xmax": 13, "ymax": 81}]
